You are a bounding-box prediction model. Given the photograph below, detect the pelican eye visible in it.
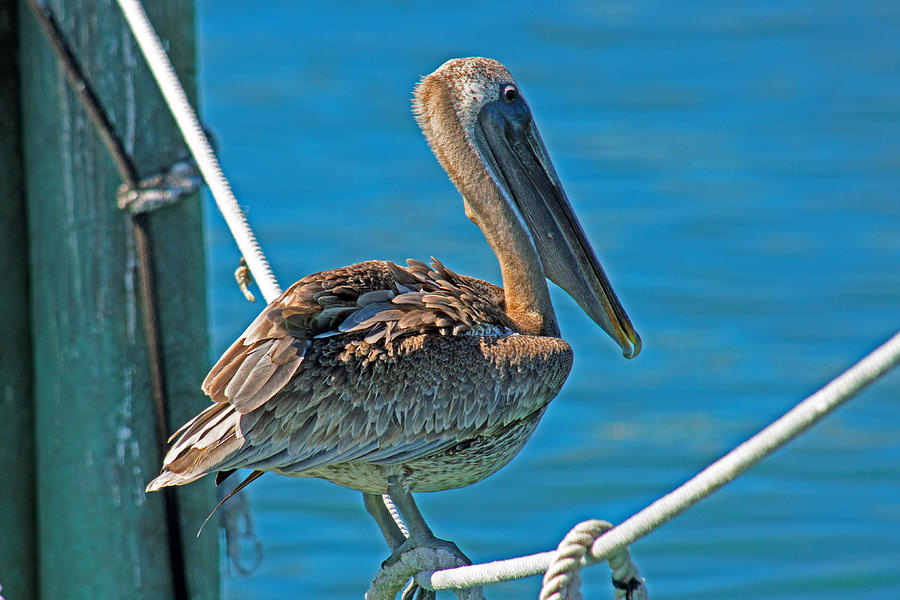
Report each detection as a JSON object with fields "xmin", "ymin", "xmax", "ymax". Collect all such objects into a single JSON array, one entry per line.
[{"xmin": 502, "ymin": 85, "xmax": 518, "ymax": 102}]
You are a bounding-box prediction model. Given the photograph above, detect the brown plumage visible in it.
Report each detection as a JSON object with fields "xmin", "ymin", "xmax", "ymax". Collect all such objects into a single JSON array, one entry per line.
[
  {"xmin": 147, "ymin": 57, "xmax": 640, "ymax": 584},
  {"xmin": 148, "ymin": 258, "xmax": 572, "ymax": 494}
]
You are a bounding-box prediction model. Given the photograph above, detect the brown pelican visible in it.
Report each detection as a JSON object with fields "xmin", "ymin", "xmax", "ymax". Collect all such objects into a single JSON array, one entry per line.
[{"xmin": 148, "ymin": 56, "xmax": 640, "ymax": 587}]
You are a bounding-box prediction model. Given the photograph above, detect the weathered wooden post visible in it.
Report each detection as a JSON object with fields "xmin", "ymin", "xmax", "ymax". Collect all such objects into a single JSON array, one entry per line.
[
  {"xmin": 15, "ymin": 0, "xmax": 218, "ymax": 597},
  {"xmin": 0, "ymin": 1, "xmax": 36, "ymax": 598}
]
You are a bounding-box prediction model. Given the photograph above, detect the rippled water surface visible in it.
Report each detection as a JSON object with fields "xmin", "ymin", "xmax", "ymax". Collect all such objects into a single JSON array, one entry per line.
[{"xmin": 196, "ymin": 2, "xmax": 900, "ymax": 598}]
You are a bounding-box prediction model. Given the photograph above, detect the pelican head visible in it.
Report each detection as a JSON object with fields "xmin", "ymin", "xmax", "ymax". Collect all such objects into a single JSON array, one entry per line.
[{"xmin": 413, "ymin": 57, "xmax": 640, "ymax": 358}]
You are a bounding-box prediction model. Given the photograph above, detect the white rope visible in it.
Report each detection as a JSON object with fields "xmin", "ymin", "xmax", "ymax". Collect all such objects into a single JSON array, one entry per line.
[
  {"xmin": 421, "ymin": 330, "xmax": 900, "ymax": 590},
  {"xmin": 383, "ymin": 493, "xmax": 411, "ymax": 538},
  {"xmin": 115, "ymin": 0, "xmax": 281, "ymax": 303},
  {"xmin": 539, "ymin": 519, "xmax": 645, "ymax": 600},
  {"xmin": 540, "ymin": 521, "xmax": 608, "ymax": 600}
]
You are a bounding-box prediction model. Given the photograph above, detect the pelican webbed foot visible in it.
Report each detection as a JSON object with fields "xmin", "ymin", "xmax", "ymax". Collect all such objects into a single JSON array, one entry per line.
[{"xmin": 364, "ymin": 479, "xmax": 476, "ymax": 598}]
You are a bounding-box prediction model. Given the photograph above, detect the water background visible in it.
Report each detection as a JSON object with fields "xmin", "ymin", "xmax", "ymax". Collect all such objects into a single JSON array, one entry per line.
[{"xmin": 196, "ymin": 2, "xmax": 900, "ymax": 598}]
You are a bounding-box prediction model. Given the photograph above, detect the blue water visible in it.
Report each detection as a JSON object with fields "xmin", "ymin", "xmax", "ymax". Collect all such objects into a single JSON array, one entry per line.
[{"xmin": 196, "ymin": 2, "xmax": 900, "ymax": 598}]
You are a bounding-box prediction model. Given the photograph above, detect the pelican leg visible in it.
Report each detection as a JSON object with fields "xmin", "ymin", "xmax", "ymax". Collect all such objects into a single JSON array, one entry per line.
[
  {"xmin": 371, "ymin": 478, "xmax": 472, "ymax": 600},
  {"xmin": 385, "ymin": 476, "xmax": 472, "ymax": 566},
  {"xmin": 365, "ymin": 489, "xmax": 439, "ymax": 600},
  {"xmin": 363, "ymin": 492, "xmax": 408, "ymax": 552}
]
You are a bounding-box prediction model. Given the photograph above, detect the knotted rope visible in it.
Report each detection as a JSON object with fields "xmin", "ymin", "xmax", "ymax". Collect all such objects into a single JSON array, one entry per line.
[{"xmin": 540, "ymin": 520, "xmax": 645, "ymax": 600}]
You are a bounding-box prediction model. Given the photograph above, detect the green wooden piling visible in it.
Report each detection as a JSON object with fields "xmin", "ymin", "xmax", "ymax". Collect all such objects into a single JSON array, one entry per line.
[
  {"xmin": 17, "ymin": 1, "xmax": 218, "ymax": 598},
  {"xmin": 0, "ymin": 1, "xmax": 36, "ymax": 598}
]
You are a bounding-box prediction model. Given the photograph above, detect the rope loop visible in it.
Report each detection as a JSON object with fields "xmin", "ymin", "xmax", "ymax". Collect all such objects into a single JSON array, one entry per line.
[
  {"xmin": 540, "ymin": 520, "xmax": 646, "ymax": 600},
  {"xmin": 540, "ymin": 519, "xmax": 612, "ymax": 600}
]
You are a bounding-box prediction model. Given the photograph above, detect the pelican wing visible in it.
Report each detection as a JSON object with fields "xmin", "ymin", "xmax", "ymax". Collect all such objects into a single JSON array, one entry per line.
[{"xmin": 150, "ymin": 259, "xmax": 573, "ymax": 489}]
